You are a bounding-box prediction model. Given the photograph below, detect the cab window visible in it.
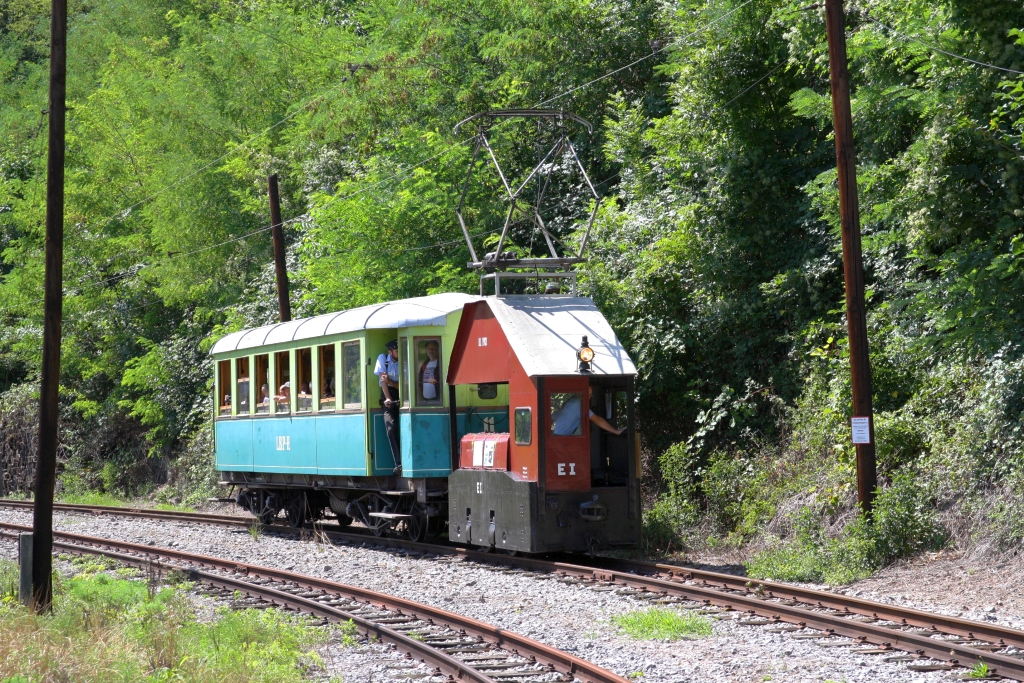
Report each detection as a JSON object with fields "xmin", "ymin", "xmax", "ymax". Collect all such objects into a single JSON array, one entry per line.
[
  {"xmin": 274, "ymin": 351, "xmax": 291, "ymax": 414},
  {"xmin": 550, "ymin": 392, "xmax": 583, "ymax": 436},
  {"xmin": 217, "ymin": 360, "xmax": 231, "ymax": 416},
  {"xmin": 296, "ymin": 348, "xmax": 313, "ymax": 412},
  {"xmin": 254, "ymin": 354, "xmax": 269, "ymax": 413},
  {"xmin": 319, "ymin": 344, "xmax": 336, "ymax": 411},
  {"xmin": 342, "ymin": 341, "xmax": 361, "ymax": 409},
  {"xmin": 235, "ymin": 357, "xmax": 250, "ymax": 415},
  {"xmin": 514, "ymin": 408, "xmax": 532, "ymax": 445},
  {"xmin": 415, "ymin": 337, "xmax": 442, "ymax": 406}
]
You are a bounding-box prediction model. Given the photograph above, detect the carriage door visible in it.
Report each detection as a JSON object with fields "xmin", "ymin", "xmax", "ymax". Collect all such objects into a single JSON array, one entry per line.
[{"xmin": 544, "ymin": 376, "xmax": 591, "ymax": 491}]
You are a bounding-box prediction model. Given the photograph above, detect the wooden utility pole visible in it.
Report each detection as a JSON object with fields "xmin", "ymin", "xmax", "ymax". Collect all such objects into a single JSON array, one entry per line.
[
  {"xmin": 267, "ymin": 173, "xmax": 291, "ymax": 323},
  {"xmin": 32, "ymin": 0, "xmax": 68, "ymax": 612},
  {"xmin": 824, "ymin": 0, "xmax": 877, "ymax": 515}
]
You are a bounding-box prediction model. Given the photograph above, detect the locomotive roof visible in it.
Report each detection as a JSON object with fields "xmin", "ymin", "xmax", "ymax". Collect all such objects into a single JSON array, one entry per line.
[
  {"xmin": 485, "ymin": 296, "xmax": 637, "ymax": 377},
  {"xmin": 210, "ymin": 292, "xmax": 480, "ymax": 355}
]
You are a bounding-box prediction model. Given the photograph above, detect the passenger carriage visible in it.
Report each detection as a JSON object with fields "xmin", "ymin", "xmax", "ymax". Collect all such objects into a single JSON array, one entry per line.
[{"xmin": 211, "ymin": 291, "xmax": 640, "ymax": 553}]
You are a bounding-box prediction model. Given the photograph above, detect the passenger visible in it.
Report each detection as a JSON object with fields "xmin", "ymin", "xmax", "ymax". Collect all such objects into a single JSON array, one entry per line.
[
  {"xmin": 551, "ymin": 394, "xmax": 624, "ymax": 437},
  {"xmin": 418, "ymin": 340, "xmax": 441, "ymax": 402},
  {"xmin": 274, "ymin": 382, "xmax": 291, "ymax": 409},
  {"xmin": 373, "ymin": 340, "xmax": 401, "ymax": 473},
  {"xmin": 323, "ymin": 376, "xmax": 335, "ymax": 399},
  {"xmin": 258, "ymin": 383, "xmax": 270, "ymax": 405}
]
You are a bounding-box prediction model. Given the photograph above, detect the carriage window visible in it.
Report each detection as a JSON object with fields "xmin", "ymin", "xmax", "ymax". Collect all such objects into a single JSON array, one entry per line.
[
  {"xmin": 514, "ymin": 408, "xmax": 532, "ymax": 445},
  {"xmin": 296, "ymin": 348, "xmax": 313, "ymax": 412},
  {"xmin": 319, "ymin": 345, "xmax": 336, "ymax": 411},
  {"xmin": 613, "ymin": 390, "xmax": 628, "ymax": 430},
  {"xmin": 400, "ymin": 337, "xmax": 410, "ymax": 407},
  {"xmin": 477, "ymin": 383, "xmax": 497, "ymax": 400},
  {"xmin": 255, "ymin": 354, "xmax": 269, "ymax": 413},
  {"xmin": 550, "ymin": 392, "xmax": 583, "ymax": 436},
  {"xmin": 235, "ymin": 357, "xmax": 250, "ymax": 415},
  {"xmin": 217, "ymin": 360, "xmax": 231, "ymax": 416},
  {"xmin": 274, "ymin": 351, "xmax": 291, "ymax": 414},
  {"xmin": 415, "ymin": 337, "xmax": 442, "ymax": 406},
  {"xmin": 342, "ymin": 341, "xmax": 361, "ymax": 408}
]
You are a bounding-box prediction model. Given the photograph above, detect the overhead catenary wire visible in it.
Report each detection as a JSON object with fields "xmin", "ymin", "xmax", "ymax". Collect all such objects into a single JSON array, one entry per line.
[{"xmin": 867, "ymin": 16, "xmax": 1024, "ymax": 76}]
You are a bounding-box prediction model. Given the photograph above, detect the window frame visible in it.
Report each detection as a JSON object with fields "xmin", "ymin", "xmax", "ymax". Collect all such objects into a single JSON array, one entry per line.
[
  {"xmin": 514, "ymin": 407, "xmax": 532, "ymax": 445},
  {"xmin": 399, "ymin": 336, "xmax": 411, "ymax": 407},
  {"xmin": 413, "ymin": 336, "xmax": 444, "ymax": 407},
  {"xmin": 235, "ymin": 356, "xmax": 251, "ymax": 415},
  {"xmin": 273, "ymin": 350, "xmax": 291, "ymax": 414},
  {"xmin": 549, "ymin": 391, "xmax": 584, "ymax": 437},
  {"xmin": 318, "ymin": 344, "xmax": 337, "ymax": 412},
  {"xmin": 217, "ymin": 360, "xmax": 232, "ymax": 417},
  {"xmin": 254, "ymin": 354, "xmax": 270, "ymax": 415},
  {"xmin": 295, "ymin": 347, "xmax": 313, "ymax": 413},
  {"xmin": 342, "ymin": 340, "xmax": 362, "ymax": 410}
]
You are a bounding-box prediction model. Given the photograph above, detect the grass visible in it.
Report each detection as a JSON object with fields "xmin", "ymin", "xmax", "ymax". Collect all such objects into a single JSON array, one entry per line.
[
  {"xmin": 59, "ymin": 490, "xmax": 132, "ymax": 507},
  {"xmin": 611, "ymin": 607, "xmax": 712, "ymax": 640},
  {"xmin": 0, "ymin": 559, "xmax": 346, "ymax": 683}
]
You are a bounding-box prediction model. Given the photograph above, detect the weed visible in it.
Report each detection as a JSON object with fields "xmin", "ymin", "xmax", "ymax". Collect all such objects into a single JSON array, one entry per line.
[
  {"xmin": 248, "ymin": 522, "xmax": 263, "ymax": 542},
  {"xmin": 969, "ymin": 661, "xmax": 991, "ymax": 679},
  {"xmin": 612, "ymin": 608, "xmax": 712, "ymax": 640}
]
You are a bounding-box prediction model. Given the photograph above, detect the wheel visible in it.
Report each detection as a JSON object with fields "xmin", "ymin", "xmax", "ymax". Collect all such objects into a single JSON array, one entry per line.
[
  {"xmin": 257, "ymin": 491, "xmax": 280, "ymax": 524},
  {"xmin": 372, "ymin": 523, "xmax": 386, "ymax": 537},
  {"xmin": 286, "ymin": 494, "xmax": 307, "ymax": 528},
  {"xmin": 405, "ymin": 513, "xmax": 427, "ymax": 543}
]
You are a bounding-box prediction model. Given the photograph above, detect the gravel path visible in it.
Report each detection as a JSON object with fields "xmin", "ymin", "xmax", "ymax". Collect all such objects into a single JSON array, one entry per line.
[{"xmin": 1, "ymin": 509, "xmax": 957, "ymax": 683}]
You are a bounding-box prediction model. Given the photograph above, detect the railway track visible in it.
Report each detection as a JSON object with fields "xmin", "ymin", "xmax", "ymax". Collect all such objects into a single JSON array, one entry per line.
[
  {"xmin": 0, "ymin": 519, "xmax": 626, "ymax": 683},
  {"xmin": 3, "ymin": 499, "xmax": 1020, "ymax": 679}
]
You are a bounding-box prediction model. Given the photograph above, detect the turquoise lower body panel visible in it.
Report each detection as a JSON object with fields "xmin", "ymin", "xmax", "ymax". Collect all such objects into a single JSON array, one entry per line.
[
  {"xmin": 215, "ymin": 420, "xmax": 253, "ymax": 472},
  {"xmin": 316, "ymin": 414, "xmax": 368, "ymax": 475},
  {"xmin": 403, "ymin": 412, "xmax": 452, "ymax": 477},
  {"xmin": 253, "ymin": 415, "xmax": 317, "ymax": 474}
]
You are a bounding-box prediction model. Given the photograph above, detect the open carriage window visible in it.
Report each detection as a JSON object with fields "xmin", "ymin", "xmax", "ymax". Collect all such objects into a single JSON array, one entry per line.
[
  {"xmin": 319, "ymin": 344, "xmax": 336, "ymax": 411},
  {"xmin": 274, "ymin": 351, "xmax": 291, "ymax": 414},
  {"xmin": 217, "ymin": 360, "xmax": 231, "ymax": 416},
  {"xmin": 296, "ymin": 348, "xmax": 313, "ymax": 412},
  {"xmin": 342, "ymin": 341, "xmax": 361, "ymax": 409},
  {"xmin": 550, "ymin": 392, "xmax": 583, "ymax": 436},
  {"xmin": 415, "ymin": 337, "xmax": 442, "ymax": 406},
  {"xmin": 235, "ymin": 357, "xmax": 250, "ymax": 415},
  {"xmin": 254, "ymin": 354, "xmax": 269, "ymax": 414}
]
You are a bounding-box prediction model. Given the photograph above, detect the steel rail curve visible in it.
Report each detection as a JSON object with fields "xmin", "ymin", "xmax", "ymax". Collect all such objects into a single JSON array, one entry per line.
[
  {"xmin": 4, "ymin": 500, "xmax": 1023, "ymax": 678},
  {"xmin": 0, "ymin": 520, "xmax": 628, "ymax": 683}
]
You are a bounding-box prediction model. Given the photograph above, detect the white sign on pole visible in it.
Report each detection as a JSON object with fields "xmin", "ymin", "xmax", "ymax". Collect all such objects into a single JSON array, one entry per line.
[{"xmin": 851, "ymin": 416, "xmax": 871, "ymax": 444}]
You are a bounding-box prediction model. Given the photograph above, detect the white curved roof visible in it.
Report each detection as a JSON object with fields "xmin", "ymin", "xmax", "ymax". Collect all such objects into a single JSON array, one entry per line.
[
  {"xmin": 487, "ymin": 296, "xmax": 637, "ymax": 377},
  {"xmin": 211, "ymin": 292, "xmax": 480, "ymax": 355}
]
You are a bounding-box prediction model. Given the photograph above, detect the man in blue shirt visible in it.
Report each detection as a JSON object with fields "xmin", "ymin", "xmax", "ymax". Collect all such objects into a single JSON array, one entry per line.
[{"xmin": 551, "ymin": 394, "xmax": 625, "ymax": 436}]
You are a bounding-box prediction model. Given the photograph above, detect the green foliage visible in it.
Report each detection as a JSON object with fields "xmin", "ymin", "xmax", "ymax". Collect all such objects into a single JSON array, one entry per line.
[{"xmin": 612, "ymin": 607, "xmax": 712, "ymax": 640}]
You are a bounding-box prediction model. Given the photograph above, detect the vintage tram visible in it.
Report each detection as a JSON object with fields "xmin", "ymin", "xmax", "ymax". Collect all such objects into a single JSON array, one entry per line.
[{"xmin": 211, "ymin": 291, "xmax": 640, "ymax": 554}]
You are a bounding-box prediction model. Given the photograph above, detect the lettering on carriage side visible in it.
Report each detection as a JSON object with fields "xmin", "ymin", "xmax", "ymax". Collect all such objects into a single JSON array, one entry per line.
[
  {"xmin": 569, "ymin": 462, "xmax": 576, "ymax": 476},
  {"xmin": 476, "ymin": 481, "xmax": 482, "ymax": 494},
  {"xmin": 557, "ymin": 463, "xmax": 565, "ymax": 476},
  {"xmin": 522, "ymin": 466, "xmax": 528, "ymax": 479},
  {"xmin": 276, "ymin": 436, "xmax": 291, "ymax": 451},
  {"xmin": 483, "ymin": 416, "xmax": 495, "ymax": 432},
  {"xmin": 557, "ymin": 463, "xmax": 576, "ymax": 476},
  {"xmin": 477, "ymin": 336, "xmax": 488, "ymax": 347}
]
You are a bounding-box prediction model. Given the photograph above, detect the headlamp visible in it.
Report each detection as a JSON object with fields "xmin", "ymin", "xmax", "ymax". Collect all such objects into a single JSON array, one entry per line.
[{"xmin": 577, "ymin": 336, "xmax": 594, "ymax": 372}]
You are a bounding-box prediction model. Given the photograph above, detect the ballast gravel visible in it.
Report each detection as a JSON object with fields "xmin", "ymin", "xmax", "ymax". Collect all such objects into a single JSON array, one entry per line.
[{"xmin": 1, "ymin": 509, "xmax": 958, "ymax": 683}]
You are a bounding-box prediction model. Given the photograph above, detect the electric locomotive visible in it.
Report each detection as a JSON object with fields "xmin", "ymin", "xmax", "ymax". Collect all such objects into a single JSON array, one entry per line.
[{"xmin": 211, "ymin": 291, "xmax": 640, "ymax": 554}]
